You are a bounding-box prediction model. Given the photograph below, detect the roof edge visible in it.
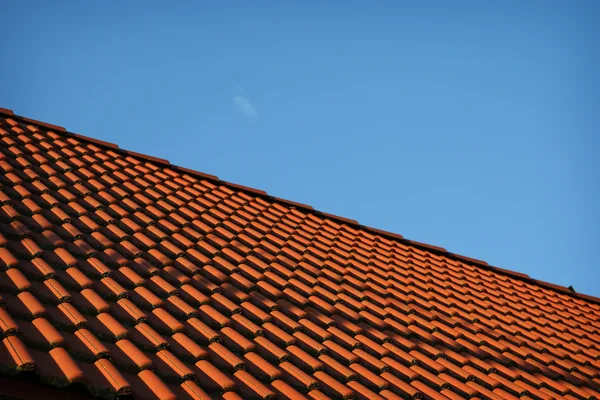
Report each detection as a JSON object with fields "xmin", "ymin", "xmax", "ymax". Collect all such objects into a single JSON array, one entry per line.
[
  {"xmin": 2, "ymin": 106, "xmax": 598, "ymax": 305},
  {"xmin": 0, "ymin": 107, "xmax": 15, "ymax": 116}
]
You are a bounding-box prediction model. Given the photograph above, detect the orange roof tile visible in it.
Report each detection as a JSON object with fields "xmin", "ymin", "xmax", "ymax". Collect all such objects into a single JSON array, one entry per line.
[{"xmin": 0, "ymin": 106, "xmax": 599, "ymax": 400}]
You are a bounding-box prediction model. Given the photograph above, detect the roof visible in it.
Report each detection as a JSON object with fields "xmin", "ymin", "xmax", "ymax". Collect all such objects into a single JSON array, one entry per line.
[{"xmin": 0, "ymin": 107, "xmax": 598, "ymax": 400}]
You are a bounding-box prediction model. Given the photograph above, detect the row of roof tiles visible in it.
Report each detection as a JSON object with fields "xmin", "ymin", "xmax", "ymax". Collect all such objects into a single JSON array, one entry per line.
[
  {"xmin": 0, "ymin": 109, "xmax": 598, "ymax": 400},
  {"xmin": 0, "ymin": 106, "xmax": 595, "ymax": 305}
]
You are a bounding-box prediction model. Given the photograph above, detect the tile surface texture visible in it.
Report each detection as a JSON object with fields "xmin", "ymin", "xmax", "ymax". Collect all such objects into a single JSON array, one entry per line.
[{"xmin": 0, "ymin": 109, "xmax": 599, "ymax": 400}]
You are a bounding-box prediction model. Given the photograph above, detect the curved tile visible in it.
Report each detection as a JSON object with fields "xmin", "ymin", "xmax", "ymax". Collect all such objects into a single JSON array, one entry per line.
[{"xmin": 0, "ymin": 112, "xmax": 598, "ymax": 400}]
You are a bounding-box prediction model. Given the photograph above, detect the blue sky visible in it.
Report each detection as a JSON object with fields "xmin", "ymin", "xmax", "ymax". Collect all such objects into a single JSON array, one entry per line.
[{"xmin": 2, "ymin": 1, "xmax": 599, "ymax": 296}]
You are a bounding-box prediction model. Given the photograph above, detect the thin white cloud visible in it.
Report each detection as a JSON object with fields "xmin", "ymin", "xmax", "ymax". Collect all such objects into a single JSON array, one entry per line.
[
  {"xmin": 233, "ymin": 86, "xmax": 258, "ymax": 119},
  {"xmin": 233, "ymin": 95, "xmax": 257, "ymax": 119}
]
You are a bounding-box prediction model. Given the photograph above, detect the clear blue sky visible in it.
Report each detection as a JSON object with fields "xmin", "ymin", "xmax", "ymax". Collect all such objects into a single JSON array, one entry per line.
[{"xmin": 2, "ymin": 1, "xmax": 599, "ymax": 296}]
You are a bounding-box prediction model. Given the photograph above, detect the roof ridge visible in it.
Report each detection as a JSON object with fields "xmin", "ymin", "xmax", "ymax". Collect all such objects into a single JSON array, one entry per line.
[{"xmin": 1, "ymin": 106, "xmax": 598, "ymax": 305}]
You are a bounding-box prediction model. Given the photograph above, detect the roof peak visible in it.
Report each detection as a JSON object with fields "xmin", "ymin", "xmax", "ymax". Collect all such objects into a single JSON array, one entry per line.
[{"xmin": 1, "ymin": 105, "xmax": 598, "ymax": 305}]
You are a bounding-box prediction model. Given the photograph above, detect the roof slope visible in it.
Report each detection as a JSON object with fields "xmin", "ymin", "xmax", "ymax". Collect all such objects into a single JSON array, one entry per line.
[{"xmin": 0, "ymin": 108, "xmax": 598, "ymax": 400}]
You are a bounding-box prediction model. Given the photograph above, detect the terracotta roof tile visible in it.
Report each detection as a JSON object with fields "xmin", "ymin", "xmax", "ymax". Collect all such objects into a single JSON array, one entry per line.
[
  {"xmin": 0, "ymin": 335, "xmax": 35, "ymax": 374},
  {"xmin": 31, "ymin": 346, "xmax": 84, "ymax": 386},
  {"xmin": 0, "ymin": 110, "xmax": 599, "ymax": 399},
  {"xmin": 80, "ymin": 359, "xmax": 131, "ymax": 398}
]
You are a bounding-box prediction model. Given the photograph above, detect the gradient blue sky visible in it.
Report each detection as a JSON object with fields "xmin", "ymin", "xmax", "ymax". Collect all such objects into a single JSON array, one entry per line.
[{"xmin": 2, "ymin": 1, "xmax": 599, "ymax": 296}]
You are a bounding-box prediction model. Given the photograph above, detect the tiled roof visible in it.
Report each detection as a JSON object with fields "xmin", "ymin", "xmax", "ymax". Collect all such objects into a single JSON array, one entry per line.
[{"xmin": 0, "ymin": 107, "xmax": 599, "ymax": 400}]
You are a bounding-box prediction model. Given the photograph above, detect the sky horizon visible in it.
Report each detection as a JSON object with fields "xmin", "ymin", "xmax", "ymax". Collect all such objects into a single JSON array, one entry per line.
[{"xmin": 2, "ymin": 1, "xmax": 599, "ymax": 297}]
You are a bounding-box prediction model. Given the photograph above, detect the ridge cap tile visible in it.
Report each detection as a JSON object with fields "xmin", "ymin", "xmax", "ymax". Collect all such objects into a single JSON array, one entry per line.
[
  {"xmin": 121, "ymin": 149, "xmax": 170, "ymax": 166},
  {"xmin": 17, "ymin": 116, "xmax": 66, "ymax": 133},
  {"xmin": 172, "ymin": 165, "xmax": 220, "ymax": 182},
  {"xmin": 1, "ymin": 107, "xmax": 599, "ymax": 400}
]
